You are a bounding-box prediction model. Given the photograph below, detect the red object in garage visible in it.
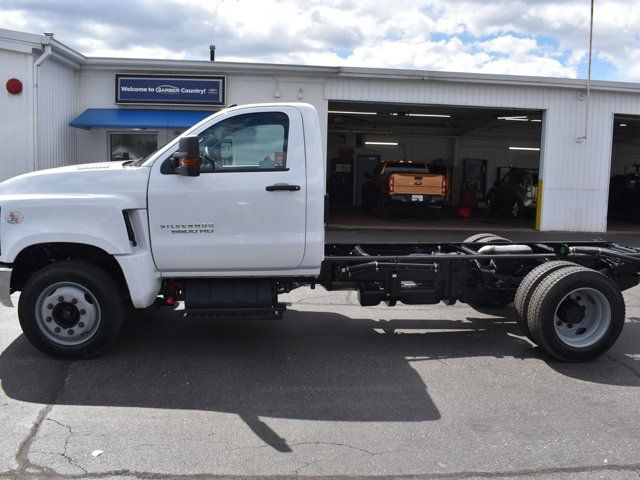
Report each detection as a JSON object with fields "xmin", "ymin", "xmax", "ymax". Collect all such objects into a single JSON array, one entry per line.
[
  {"xmin": 6, "ymin": 78, "xmax": 22, "ymax": 94},
  {"xmin": 455, "ymin": 207, "xmax": 472, "ymax": 218}
]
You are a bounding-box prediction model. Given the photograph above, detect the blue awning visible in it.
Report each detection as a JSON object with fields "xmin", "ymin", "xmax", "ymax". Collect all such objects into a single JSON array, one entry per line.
[{"xmin": 69, "ymin": 108, "xmax": 214, "ymax": 129}]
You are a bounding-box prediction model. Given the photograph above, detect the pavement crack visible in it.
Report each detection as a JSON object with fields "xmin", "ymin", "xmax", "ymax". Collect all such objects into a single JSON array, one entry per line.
[
  {"xmin": 294, "ymin": 460, "xmax": 312, "ymax": 475},
  {"xmin": 288, "ymin": 440, "xmax": 401, "ymax": 456},
  {"xmin": 14, "ymin": 403, "xmax": 53, "ymax": 474},
  {"xmin": 11, "ymin": 360, "xmax": 74, "ymax": 477},
  {"xmin": 46, "ymin": 418, "xmax": 88, "ymax": 474}
]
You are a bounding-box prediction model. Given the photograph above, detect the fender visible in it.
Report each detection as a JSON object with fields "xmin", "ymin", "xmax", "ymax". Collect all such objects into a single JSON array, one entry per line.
[{"xmin": 1, "ymin": 194, "xmax": 137, "ymax": 261}]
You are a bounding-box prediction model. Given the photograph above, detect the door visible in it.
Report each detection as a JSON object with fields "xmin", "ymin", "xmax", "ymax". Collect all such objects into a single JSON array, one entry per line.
[
  {"xmin": 328, "ymin": 159, "xmax": 354, "ymax": 205},
  {"xmin": 148, "ymin": 107, "xmax": 306, "ymax": 273},
  {"xmin": 355, "ymin": 154, "xmax": 380, "ymax": 205}
]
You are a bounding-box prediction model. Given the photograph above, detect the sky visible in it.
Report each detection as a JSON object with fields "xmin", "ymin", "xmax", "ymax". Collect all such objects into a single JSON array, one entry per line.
[{"xmin": 1, "ymin": 0, "xmax": 639, "ymax": 82}]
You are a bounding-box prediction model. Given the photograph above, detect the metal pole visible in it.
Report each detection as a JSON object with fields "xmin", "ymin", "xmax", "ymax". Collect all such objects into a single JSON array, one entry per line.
[{"xmin": 580, "ymin": 0, "xmax": 595, "ymax": 142}]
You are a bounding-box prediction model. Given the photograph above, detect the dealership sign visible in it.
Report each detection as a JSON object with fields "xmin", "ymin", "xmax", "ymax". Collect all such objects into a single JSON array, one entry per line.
[{"xmin": 115, "ymin": 75, "xmax": 225, "ymax": 105}]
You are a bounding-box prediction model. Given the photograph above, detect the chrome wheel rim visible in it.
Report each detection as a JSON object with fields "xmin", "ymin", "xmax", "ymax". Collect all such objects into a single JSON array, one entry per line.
[
  {"xmin": 35, "ymin": 282, "xmax": 101, "ymax": 346},
  {"xmin": 553, "ymin": 287, "xmax": 611, "ymax": 348}
]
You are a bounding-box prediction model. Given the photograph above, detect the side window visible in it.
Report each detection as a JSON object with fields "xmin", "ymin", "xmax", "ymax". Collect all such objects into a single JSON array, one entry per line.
[
  {"xmin": 198, "ymin": 112, "xmax": 289, "ymax": 173},
  {"xmin": 110, "ymin": 132, "xmax": 157, "ymax": 161}
]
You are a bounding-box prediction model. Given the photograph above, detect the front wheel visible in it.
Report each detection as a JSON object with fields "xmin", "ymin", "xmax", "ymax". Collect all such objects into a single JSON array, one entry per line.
[{"xmin": 18, "ymin": 260, "xmax": 125, "ymax": 358}]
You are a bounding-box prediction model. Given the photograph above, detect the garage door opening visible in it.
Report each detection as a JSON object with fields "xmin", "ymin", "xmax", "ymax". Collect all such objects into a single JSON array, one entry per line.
[
  {"xmin": 326, "ymin": 101, "xmax": 544, "ymax": 232},
  {"xmin": 607, "ymin": 115, "xmax": 640, "ymax": 231}
]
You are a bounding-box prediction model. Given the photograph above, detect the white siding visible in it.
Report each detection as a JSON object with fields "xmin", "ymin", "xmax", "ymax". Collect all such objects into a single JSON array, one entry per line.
[
  {"xmin": 324, "ymin": 78, "xmax": 640, "ymax": 231},
  {"xmin": 0, "ymin": 48, "xmax": 34, "ymax": 180},
  {"xmin": 37, "ymin": 57, "xmax": 78, "ymax": 169}
]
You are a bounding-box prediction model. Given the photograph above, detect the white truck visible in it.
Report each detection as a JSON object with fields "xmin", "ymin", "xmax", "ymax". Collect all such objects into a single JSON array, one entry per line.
[{"xmin": 0, "ymin": 103, "xmax": 639, "ymax": 361}]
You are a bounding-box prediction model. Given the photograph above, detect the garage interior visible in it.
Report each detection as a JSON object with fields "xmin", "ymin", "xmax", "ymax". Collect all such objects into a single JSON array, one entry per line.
[
  {"xmin": 325, "ymin": 101, "xmax": 543, "ymax": 231},
  {"xmin": 607, "ymin": 114, "xmax": 640, "ymax": 231}
]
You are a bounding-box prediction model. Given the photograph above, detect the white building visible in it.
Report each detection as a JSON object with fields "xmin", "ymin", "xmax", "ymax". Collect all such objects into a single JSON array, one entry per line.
[{"xmin": 2, "ymin": 28, "xmax": 640, "ymax": 232}]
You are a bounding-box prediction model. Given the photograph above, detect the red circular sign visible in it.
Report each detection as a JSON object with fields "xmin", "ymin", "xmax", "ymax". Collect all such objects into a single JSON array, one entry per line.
[{"xmin": 6, "ymin": 78, "xmax": 22, "ymax": 95}]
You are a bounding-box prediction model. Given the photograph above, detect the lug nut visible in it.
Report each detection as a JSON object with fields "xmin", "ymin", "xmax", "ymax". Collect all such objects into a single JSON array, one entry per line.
[
  {"xmin": 46, "ymin": 316, "xmax": 52, "ymax": 322},
  {"xmin": 47, "ymin": 304, "xmax": 53, "ymax": 310},
  {"xmin": 567, "ymin": 323, "xmax": 573, "ymax": 329},
  {"xmin": 78, "ymin": 322, "xmax": 85, "ymax": 328},
  {"xmin": 54, "ymin": 327, "xmax": 61, "ymax": 333},
  {"xmin": 71, "ymin": 298, "xmax": 77, "ymax": 304},
  {"xmin": 67, "ymin": 329, "xmax": 74, "ymax": 335},
  {"xmin": 80, "ymin": 309, "xmax": 86, "ymax": 315},
  {"xmin": 58, "ymin": 296, "xmax": 64, "ymax": 302},
  {"xmin": 556, "ymin": 320, "xmax": 562, "ymax": 326}
]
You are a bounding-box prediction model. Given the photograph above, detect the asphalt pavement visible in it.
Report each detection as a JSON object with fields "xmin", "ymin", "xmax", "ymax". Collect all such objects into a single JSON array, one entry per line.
[{"xmin": 1, "ymin": 282, "xmax": 640, "ymax": 479}]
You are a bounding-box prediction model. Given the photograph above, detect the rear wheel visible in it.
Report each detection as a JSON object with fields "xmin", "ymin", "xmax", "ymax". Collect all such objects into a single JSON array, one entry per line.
[
  {"xmin": 476, "ymin": 235, "xmax": 511, "ymax": 244},
  {"xmin": 18, "ymin": 260, "xmax": 125, "ymax": 358},
  {"xmin": 526, "ymin": 267, "xmax": 625, "ymax": 361},
  {"xmin": 463, "ymin": 233, "xmax": 510, "ymax": 243},
  {"xmin": 514, "ymin": 261, "xmax": 578, "ymax": 341}
]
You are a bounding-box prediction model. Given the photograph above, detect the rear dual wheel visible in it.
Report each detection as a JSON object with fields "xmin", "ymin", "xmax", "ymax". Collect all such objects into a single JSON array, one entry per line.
[
  {"xmin": 517, "ymin": 265, "xmax": 625, "ymax": 361},
  {"xmin": 463, "ymin": 233, "xmax": 510, "ymax": 244},
  {"xmin": 514, "ymin": 260, "xmax": 578, "ymax": 341}
]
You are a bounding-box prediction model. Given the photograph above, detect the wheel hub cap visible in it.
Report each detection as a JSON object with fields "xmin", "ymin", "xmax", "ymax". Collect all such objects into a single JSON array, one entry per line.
[
  {"xmin": 35, "ymin": 282, "xmax": 101, "ymax": 347},
  {"xmin": 553, "ymin": 287, "xmax": 611, "ymax": 349}
]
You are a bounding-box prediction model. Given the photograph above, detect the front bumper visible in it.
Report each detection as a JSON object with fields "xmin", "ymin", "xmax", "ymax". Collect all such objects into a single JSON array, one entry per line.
[{"xmin": 0, "ymin": 266, "xmax": 13, "ymax": 308}]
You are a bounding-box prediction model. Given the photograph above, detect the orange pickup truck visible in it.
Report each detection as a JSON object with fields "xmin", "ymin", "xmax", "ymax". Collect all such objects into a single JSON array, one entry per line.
[{"xmin": 362, "ymin": 161, "xmax": 448, "ymax": 216}]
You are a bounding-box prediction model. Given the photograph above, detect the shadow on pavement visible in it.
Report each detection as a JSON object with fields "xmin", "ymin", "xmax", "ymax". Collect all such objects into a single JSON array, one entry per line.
[{"xmin": 1, "ymin": 308, "xmax": 638, "ymax": 451}]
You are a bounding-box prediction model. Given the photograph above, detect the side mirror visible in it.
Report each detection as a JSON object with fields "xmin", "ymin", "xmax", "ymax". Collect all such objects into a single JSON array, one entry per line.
[{"xmin": 175, "ymin": 136, "xmax": 200, "ymax": 177}]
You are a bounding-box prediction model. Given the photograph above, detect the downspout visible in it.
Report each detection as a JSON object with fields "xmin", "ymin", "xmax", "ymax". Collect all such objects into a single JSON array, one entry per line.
[
  {"xmin": 32, "ymin": 42, "xmax": 52, "ymax": 172},
  {"xmin": 577, "ymin": 0, "xmax": 595, "ymax": 142}
]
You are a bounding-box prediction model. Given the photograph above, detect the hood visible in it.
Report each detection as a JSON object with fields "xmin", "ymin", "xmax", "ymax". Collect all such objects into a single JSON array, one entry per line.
[{"xmin": 0, "ymin": 162, "xmax": 150, "ymax": 205}]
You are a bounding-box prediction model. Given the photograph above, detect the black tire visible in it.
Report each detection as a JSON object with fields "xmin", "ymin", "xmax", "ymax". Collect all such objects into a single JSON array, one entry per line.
[
  {"xmin": 18, "ymin": 260, "xmax": 125, "ymax": 358},
  {"xmin": 476, "ymin": 235, "xmax": 511, "ymax": 244},
  {"xmin": 514, "ymin": 261, "xmax": 578, "ymax": 341},
  {"xmin": 526, "ymin": 266, "xmax": 625, "ymax": 361},
  {"xmin": 463, "ymin": 233, "xmax": 499, "ymax": 243}
]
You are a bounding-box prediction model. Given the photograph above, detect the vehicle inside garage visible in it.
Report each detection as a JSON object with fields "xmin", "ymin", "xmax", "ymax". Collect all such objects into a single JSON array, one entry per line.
[
  {"xmin": 607, "ymin": 115, "xmax": 640, "ymax": 230},
  {"xmin": 325, "ymin": 101, "xmax": 543, "ymax": 231}
]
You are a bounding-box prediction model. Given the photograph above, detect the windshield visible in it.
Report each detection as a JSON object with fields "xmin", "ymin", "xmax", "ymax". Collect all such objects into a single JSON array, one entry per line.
[{"xmin": 137, "ymin": 108, "xmax": 227, "ymax": 167}]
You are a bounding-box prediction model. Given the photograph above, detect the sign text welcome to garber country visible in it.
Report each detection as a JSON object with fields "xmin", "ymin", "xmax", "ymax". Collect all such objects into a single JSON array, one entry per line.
[{"xmin": 116, "ymin": 75, "xmax": 225, "ymax": 105}]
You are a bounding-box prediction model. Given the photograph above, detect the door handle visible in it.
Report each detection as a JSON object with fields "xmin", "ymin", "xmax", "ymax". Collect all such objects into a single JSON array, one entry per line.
[{"xmin": 266, "ymin": 184, "xmax": 301, "ymax": 192}]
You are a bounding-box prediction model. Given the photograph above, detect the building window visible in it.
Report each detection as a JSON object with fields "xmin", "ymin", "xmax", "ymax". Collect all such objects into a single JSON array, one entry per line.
[
  {"xmin": 110, "ymin": 133, "xmax": 158, "ymax": 161},
  {"xmin": 197, "ymin": 112, "xmax": 289, "ymax": 172}
]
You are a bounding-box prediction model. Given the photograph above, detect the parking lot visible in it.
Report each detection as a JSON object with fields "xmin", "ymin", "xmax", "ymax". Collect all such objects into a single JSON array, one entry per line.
[{"xmin": 1, "ymin": 250, "xmax": 640, "ymax": 479}]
